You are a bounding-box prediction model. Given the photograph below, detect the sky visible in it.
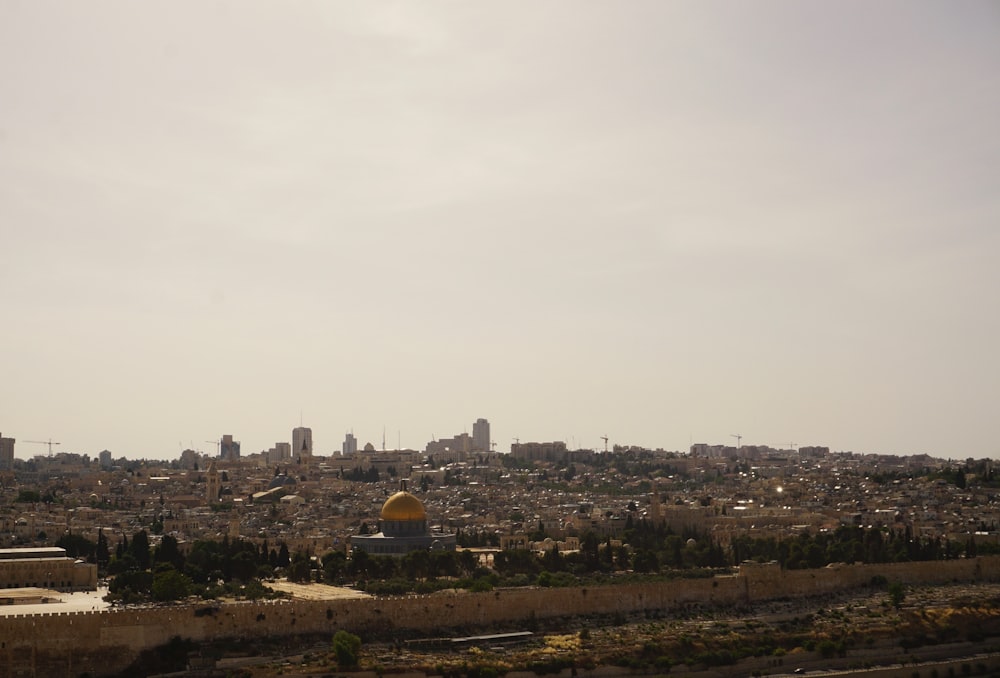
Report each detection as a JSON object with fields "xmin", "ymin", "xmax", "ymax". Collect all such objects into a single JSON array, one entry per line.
[{"xmin": 1, "ymin": 2, "xmax": 999, "ymax": 461}]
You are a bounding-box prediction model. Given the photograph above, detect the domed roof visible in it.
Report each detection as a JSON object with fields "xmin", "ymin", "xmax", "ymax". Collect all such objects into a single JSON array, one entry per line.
[
  {"xmin": 381, "ymin": 491, "xmax": 426, "ymax": 521},
  {"xmin": 268, "ymin": 474, "xmax": 297, "ymax": 490}
]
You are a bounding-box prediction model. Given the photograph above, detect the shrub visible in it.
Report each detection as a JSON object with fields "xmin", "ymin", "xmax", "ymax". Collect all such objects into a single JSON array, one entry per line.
[{"xmin": 332, "ymin": 630, "xmax": 361, "ymax": 668}]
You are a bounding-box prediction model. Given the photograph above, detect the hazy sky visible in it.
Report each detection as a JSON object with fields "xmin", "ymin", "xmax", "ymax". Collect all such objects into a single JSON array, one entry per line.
[{"xmin": 2, "ymin": 2, "xmax": 998, "ymax": 461}]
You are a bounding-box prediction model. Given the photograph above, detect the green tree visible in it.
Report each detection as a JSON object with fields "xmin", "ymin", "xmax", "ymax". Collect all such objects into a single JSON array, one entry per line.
[
  {"xmin": 184, "ymin": 540, "xmax": 224, "ymax": 584},
  {"xmin": 107, "ymin": 552, "xmax": 139, "ymax": 576},
  {"xmin": 889, "ymin": 581, "xmax": 906, "ymax": 609},
  {"xmin": 322, "ymin": 550, "xmax": 347, "ymax": 583},
  {"xmin": 56, "ymin": 533, "xmax": 97, "ymax": 561},
  {"xmin": 151, "ymin": 568, "xmax": 193, "ymax": 602},
  {"xmin": 543, "ymin": 545, "xmax": 565, "ymax": 572},
  {"xmin": 96, "ymin": 529, "xmax": 111, "ymax": 570},
  {"xmin": 347, "ymin": 548, "xmax": 371, "ymax": 579},
  {"xmin": 230, "ymin": 550, "xmax": 258, "ymax": 582},
  {"xmin": 109, "ymin": 569, "xmax": 153, "ymax": 596},
  {"xmin": 15, "ymin": 489, "xmax": 41, "ymax": 503},
  {"xmin": 153, "ymin": 534, "xmax": 184, "ymax": 570},
  {"xmin": 632, "ymin": 548, "xmax": 659, "ymax": 573},
  {"xmin": 277, "ymin": 542, "xmax": 291, "ymax": 568},
  {"xmin": 332, "ymin": 630, "xmax": 361, "ymax": 668},
  {"xmin": 402, "ymin": 549, "xmax": 430, "ymax": 580},
  {"xmin": 130, "ymin": 530, "xmax": 151, "ymax": 569},
  {"xmin": 287, "ymin": 550, "xmax": 312, "ymax": 583}
]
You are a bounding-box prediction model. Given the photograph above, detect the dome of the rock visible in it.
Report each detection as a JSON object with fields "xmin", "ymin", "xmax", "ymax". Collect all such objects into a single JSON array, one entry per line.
[
  {"xmin": 380, "ymin": 491, "xmax": 426, "ymax": 522},
  {"xmin": 351, "ymin": 484, "xmax": 455, "ymax": 557}
]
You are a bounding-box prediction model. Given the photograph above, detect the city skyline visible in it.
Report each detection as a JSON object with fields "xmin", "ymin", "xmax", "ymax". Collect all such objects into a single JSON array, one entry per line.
[
  {"xmin": 0, "ymin": 417, "xmax": 967, "ymax": 462},
  {"xmin": 2, "ymin": 2, "xmax": 998, "ymax": 460}
]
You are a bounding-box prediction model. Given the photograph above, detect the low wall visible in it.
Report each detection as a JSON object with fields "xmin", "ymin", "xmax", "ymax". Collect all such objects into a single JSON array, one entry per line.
[{"xmin": 1, "ymin": 556, "xmax": 997, "ymax": 677}]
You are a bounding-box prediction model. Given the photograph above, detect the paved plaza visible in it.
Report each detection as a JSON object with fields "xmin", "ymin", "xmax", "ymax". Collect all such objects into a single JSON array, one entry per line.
[{"xmin": 0, "ymin": 586, "xmax": 111, "ymax": 616}]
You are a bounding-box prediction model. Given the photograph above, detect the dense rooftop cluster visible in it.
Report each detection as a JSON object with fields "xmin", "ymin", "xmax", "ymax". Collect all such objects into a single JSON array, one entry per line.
[{"xmin": 1, "ymin": 444, "xmax": 998, "ymax": 590}]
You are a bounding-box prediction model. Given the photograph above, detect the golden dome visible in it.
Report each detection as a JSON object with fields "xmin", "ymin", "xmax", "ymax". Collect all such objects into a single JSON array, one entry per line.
[{"xmin": 380, "ymin": 491, "xmax": 426, "ymax": 521}]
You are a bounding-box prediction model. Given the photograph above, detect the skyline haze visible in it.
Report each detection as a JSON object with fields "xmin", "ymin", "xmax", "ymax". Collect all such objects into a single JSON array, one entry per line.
[{"xmin": 2, "ymin": 2, "xmax": 998, "ymax": 460}]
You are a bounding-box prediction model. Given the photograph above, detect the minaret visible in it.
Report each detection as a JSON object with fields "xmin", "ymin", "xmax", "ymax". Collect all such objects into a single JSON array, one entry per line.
[{"xmin": 206, "ymin": 461, "xmax": 221, "ymax": 504}]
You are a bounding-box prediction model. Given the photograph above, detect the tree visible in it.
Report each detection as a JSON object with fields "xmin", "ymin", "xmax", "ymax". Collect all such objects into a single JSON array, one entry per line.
[
  {"xmin": 888, "ymin": 581, "xmax": 906, "ymax": 609},
  {"xmin": 322, "ymin": 551, "xmax": 347, "ymax": 583},
  {"xmin": 332, "ymin": 630, "xmax": 361, "ymax": 668},
  {"xmin": 96, "ymin": 529, "xmax": 111, "ymax": 569},
  {"xmin": 183, "ymin": 540, "xmax": 219, "ymax": 584},
  {"xmin": 543, "ymin": 545, "xmax": 565, "ymax": 572},
  {"xmin": 457, "ymin": 549, "xmax": 478, "ymax": 577},
  {"xmin": 15, "ymin": 489, "xmax": 41, "ymax": 503},
  {"xmin": 277, "ymin": 542, "xmax": 291, "ymax": 568},
  {"xmin": 153, "ymin": 534, "xmax": 184, "ymax": 570},
  {"xmin": 109, "ymin": 569, "xmax": 153, "ymax": 596},
  {"xmin": 130, "ymin": 530, "xmax": 151, "ymax": 570},
  {"xmin": 287, "ymin": 550, "xmax": 312, "ymax": 583},
  {"xmin": 56, "ymin": 533, "xmax": 97, "ymax": 561},
  {"xmin": 152, "ymin": 568, "xmax": 192, "ymax": 602},
  {"xmin": 347, "ymin": 548, "xmax": 372, "ymax": 579},
  {"xmin": 402, "ymin": 549, "xmax": 430, "ymax": 580},
  {"xmin": 633, "ymin": 548, "xmax": 659, "ymax": 573},
  {"xmin": 230, "ymin": 550, "xmax": 258, "ymax": 582}
]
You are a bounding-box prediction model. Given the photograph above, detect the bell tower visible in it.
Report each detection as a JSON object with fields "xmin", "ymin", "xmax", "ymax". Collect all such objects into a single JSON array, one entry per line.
[{"xmin": 206, "ymin": 461, "xmax": 221, "ymax": 504}]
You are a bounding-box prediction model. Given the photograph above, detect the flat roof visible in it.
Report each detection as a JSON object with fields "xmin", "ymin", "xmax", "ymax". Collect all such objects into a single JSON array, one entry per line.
[{"xmin": 0, "ymin": 547, "xmax": 67, "ymax": 561}]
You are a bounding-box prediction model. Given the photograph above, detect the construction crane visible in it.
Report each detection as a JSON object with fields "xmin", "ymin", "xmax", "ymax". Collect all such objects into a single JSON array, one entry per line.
[
  {"xmin": 731, "ymin": 433, "xmax": 742, "ymax": 450},
  {"xmin": 205, "ymin": 440, "xmax": 220, "ymax": 456},
  {"xmin": 24, "ymin": 439, "xmax": 61, "ymax": 456},
  {"xmin": 600, "ymin": 435, "xmax": 609, "ymax": 453}
]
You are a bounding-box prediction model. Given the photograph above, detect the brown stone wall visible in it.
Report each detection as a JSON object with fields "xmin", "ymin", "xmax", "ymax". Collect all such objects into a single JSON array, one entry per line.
[{"xmin": 1, "ymin": 556, "xmax": 998, "ymax": 677}]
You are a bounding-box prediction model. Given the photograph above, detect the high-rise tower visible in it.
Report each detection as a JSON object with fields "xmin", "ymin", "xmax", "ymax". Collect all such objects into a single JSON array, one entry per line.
[
  {"xmin": 342, "ymin": 432, "xmax": 357, "ymax": 456},
  {"xmin": 0, "ymin": 435, "xmax": 14, "ymax": 471},
  {"xmin": 293, "ymin": 426, "xmax": 313, "ymax": 464},
  {"xmin": 472, "ymin": 418, "xmax": 490, "ymax": 452},
  {"xmin": 220, "ymin": 435, "xmax": 240, "ymax": 461}
]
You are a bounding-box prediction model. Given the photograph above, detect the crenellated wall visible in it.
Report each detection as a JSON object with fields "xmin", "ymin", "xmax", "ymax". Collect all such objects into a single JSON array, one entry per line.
[{"xmin": 1, "ymin": 556, "xmax": 997, "ymax": 677}]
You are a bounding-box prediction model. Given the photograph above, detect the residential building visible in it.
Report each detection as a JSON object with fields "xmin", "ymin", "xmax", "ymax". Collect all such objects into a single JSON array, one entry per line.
[{"xmin": 510, "ymin": 441, "xmax": 567, "ymax": 462}]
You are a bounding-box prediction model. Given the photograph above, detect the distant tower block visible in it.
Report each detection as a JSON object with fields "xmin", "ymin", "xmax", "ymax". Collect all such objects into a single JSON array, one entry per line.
[
  {"xmin": 220, "ymin": 434, "xmax": 240, "ymax": 461},
  {"xmin": 472, "ymin": 418, "xmax": 490, "ymax": 453},
  {"xmin": 343, "ymin": 432, "xmax": 358, "ymax": 456},
  {"xmin": 0, "ymin": 435, "xmax": 14, "ymax": 471},
  {"xmin": 293, "ymin": 426, "xmax": 313, "ymax": 464}
]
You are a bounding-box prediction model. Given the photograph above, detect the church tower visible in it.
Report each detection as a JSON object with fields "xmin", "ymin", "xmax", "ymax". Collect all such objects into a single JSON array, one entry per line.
[{"xmin": 206, "ymin": 461, "xmax": 221, "ymax": 504}]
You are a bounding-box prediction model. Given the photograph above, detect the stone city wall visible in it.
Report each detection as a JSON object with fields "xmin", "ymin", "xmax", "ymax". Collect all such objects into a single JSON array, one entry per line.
[{"xmin": 1, "ymin": 556, "xmax": 998, "ymax": 677}]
